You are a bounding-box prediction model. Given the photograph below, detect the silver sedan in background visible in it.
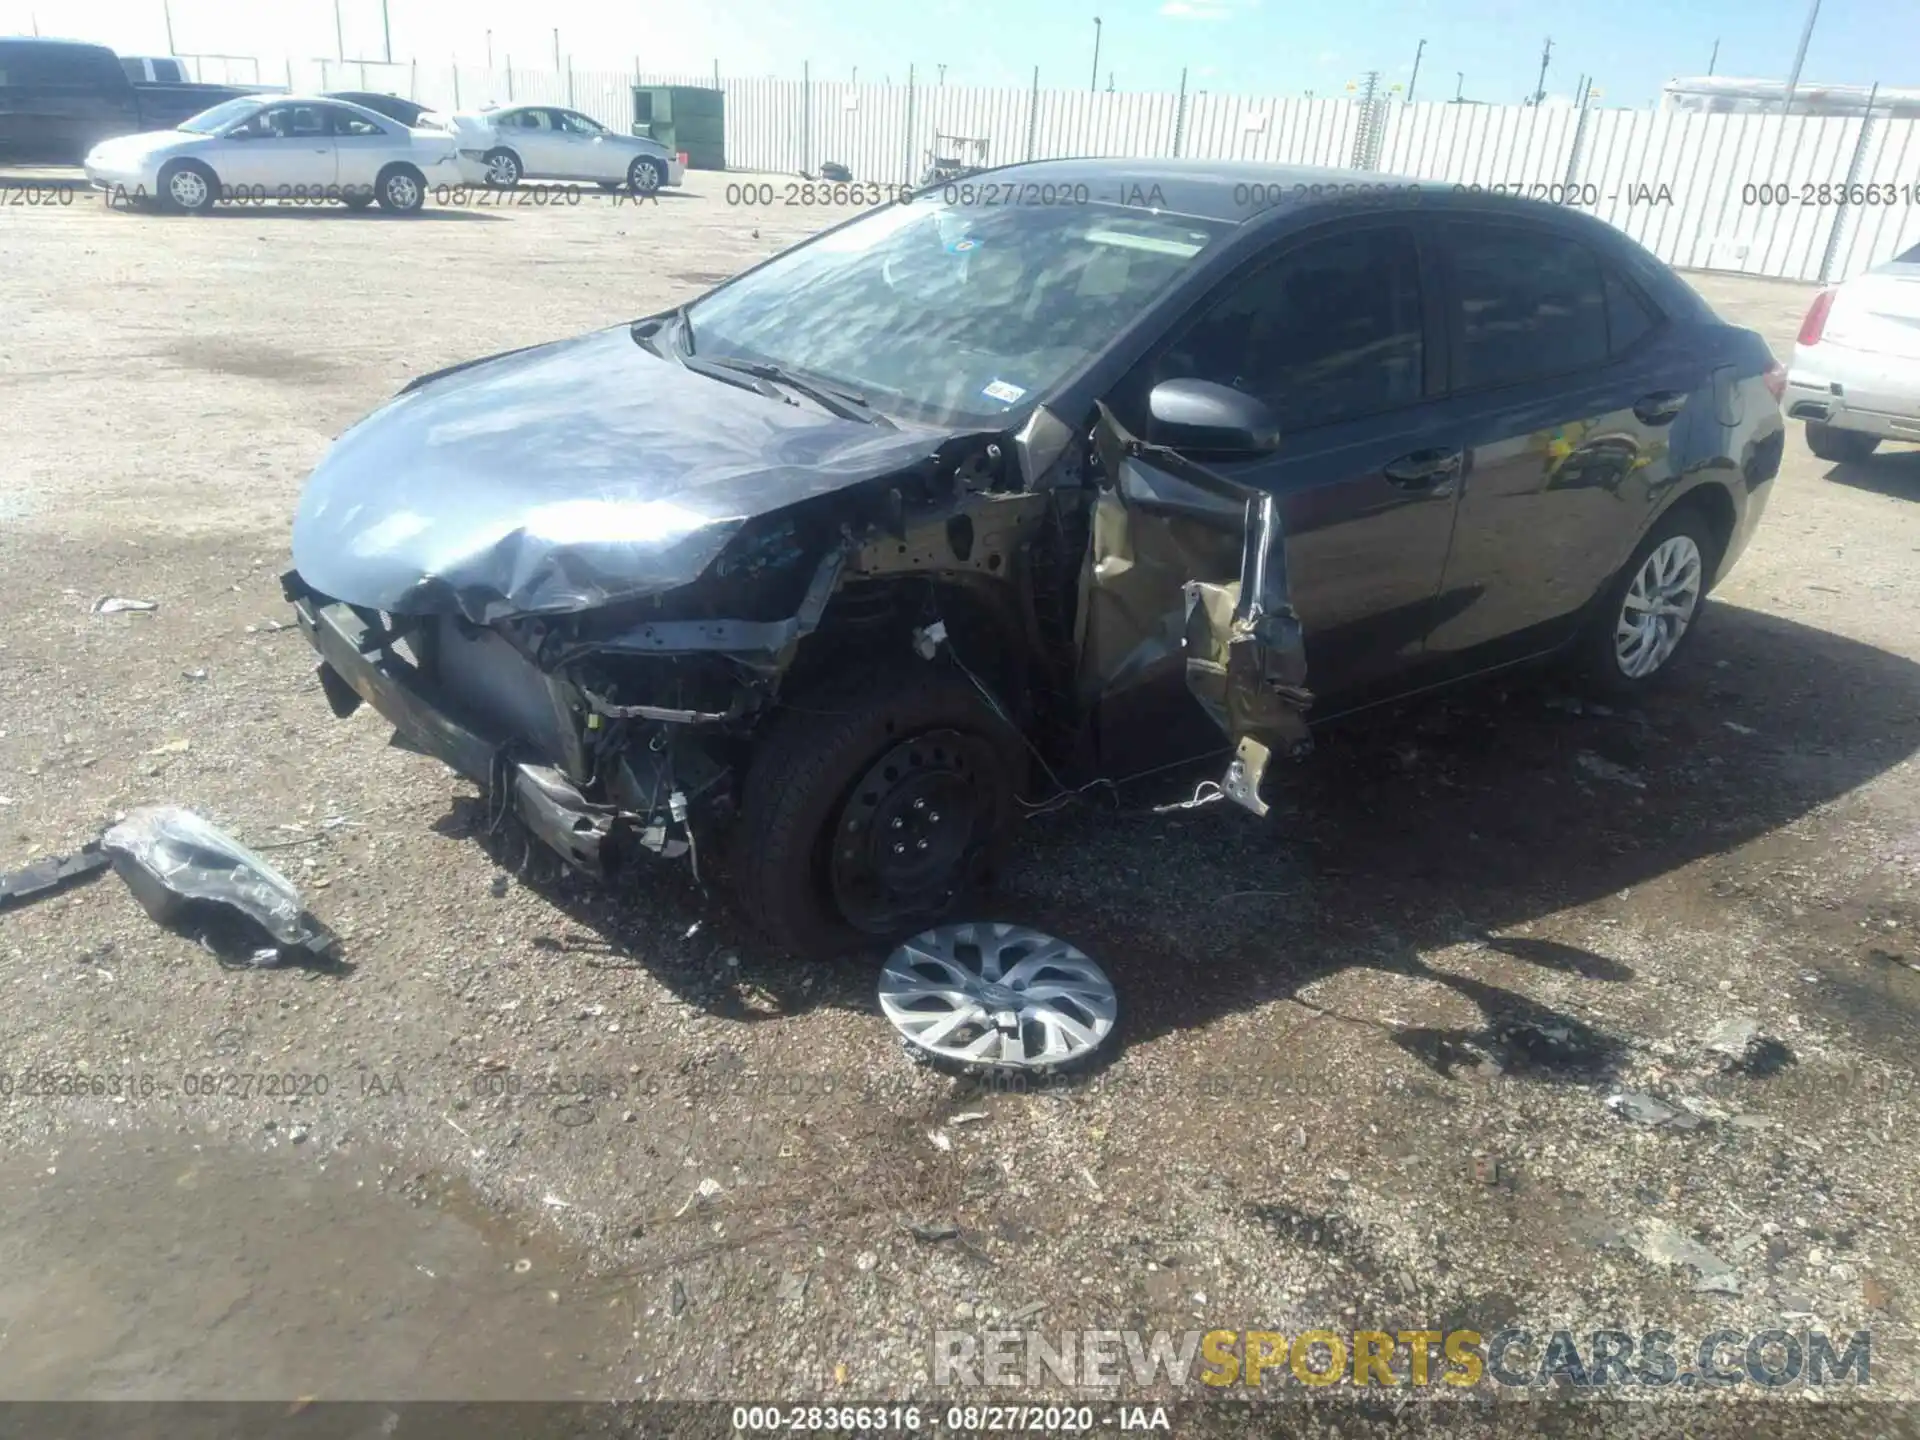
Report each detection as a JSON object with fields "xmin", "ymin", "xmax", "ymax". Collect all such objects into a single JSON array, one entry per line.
[
  {"xmin": 82, "ymin": 95, "xmax": 462, "ymax": 214},
  {"xmin": 448, "ymin": 105, "xmax": 685, "ymax": 193}
]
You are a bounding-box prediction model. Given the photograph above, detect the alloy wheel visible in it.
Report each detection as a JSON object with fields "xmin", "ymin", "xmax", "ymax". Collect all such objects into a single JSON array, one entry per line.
[
  {"xmin": 1614, "ymin": 534, "xmax": 1703, "ymax": 679},
  {"xmin": 879, "ymin": 923, "xmax": 1117, "ymax": 1070},
  {"xmin": 168, "ymin": 169, "xmax": 209, "ymax": 210}
]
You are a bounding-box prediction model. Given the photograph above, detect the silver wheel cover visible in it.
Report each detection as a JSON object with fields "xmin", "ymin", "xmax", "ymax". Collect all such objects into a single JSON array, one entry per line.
[{"xmin": 1614, "ymin": 534, "xmax": 1702, "ymax": 679}]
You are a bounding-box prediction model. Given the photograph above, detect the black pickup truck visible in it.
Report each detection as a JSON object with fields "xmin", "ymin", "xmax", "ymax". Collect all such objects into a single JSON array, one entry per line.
[{"xmin": 0, "ymin": 37, "xmax": 260, "ymax": 163}]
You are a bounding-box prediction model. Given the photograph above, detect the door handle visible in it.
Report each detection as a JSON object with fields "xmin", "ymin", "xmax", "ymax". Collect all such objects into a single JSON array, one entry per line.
[
  {"xmin": 1633, "ymin": 390, "xmax": 1689, "ymax": 425},
  {"xmin": 1382, "ymin": 448, "xmax": 1463, "ymax": 493}
]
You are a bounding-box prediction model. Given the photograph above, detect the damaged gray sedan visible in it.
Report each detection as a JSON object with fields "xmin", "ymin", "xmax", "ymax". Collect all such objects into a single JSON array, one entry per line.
[{"xmin": 285, "ymin": 158, "xmax": 1783, "ymax": 953}]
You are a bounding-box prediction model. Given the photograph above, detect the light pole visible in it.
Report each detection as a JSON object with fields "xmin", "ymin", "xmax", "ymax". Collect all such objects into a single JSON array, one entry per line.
[
  {"xmin": 1407, "ymin": 37, "xmax": 1425, "ymax": 103},
  {"xmin": 1455, "ymin": 72, "xmax": 1464, "ymax": 102},
  {"xmin": 552, "ymin": 28, "xmax": 561, "ymax": 74},
  {"xmin": 1532, "ymin": 36, "xmax": 1552, "ymax": 105},
  {"xmin": 485, "ymin": 29, "xmax": 492, "ymax": 69},
  {"xmin": 334, "ymin": 0, "xmax": 344, "ymax": 62},
  {"xmin": 1782, "ymin": 0, "xmax": 1822, "ymax": 113},
  {"xmin": 163, "ymin": 0, "xmax": 175, "ymax": 53},
  {"xmin": 937, "ymin": 64, "xmax": 946, "ymax": 85},
  {"xmin": 1707, "ymin": 38, "xmax": 1720, "ymax": 76},
  {"xmin": 382, "ymin": 0, "xmax": 391, "ymax": 62},
  {"xmin": 1090, "ymin": 17, "xmax": 1102, "ymax": 93}
]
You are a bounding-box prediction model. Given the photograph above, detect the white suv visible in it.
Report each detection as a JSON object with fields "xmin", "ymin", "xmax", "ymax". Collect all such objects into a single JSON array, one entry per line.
[{"xmin": 1785, "ymin": 241, "xmax": 1920, "ymax": 463}]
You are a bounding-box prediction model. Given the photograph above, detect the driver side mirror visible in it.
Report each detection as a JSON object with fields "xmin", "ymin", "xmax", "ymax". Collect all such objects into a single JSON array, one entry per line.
[{"xmin": 1148, "ymin": 378, "xmax": 1281, "ymax": 456}]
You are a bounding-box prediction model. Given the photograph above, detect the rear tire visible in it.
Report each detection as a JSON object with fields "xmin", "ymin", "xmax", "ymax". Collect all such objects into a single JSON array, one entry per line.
[
  {"xmin": 1805, "ymin": 421, "xmax": 1878, "ymax": 464},
  {"xmin": 375, "ymin": 164, "xmax": 426, "ymax": 213},
  {"xmin": 482, "ymin": 148, "xmax": 521, "ymax": 188},
  {"xmin": 1575, "ymin": 504, "xmax": 1720, "ymax": 696},
  {"xmin": 732, "ymin": 665, "xmax": 1025, "ymax": 957},
  {"xmin": 158, "ymin": 160, "xmax": 218, "ymax": 214}
]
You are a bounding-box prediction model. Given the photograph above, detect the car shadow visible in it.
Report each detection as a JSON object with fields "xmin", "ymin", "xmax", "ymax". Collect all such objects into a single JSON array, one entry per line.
[
  {"xmin": 447, "ymin": 601, "xmax": 1920, "ymax": 1090},
  {"xmin": 1821, "ymin": 447, "xmax": 1920, "ymax": 501},
  {"xmin": 172, "ymin": 206, "xmax": 507, "ymax": 223}
]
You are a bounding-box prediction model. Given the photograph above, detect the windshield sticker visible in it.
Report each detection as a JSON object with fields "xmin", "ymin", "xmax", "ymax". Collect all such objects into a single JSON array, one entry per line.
[
  {"xmin": 944, "ymin": 236, "xmax": 980, "ymax": 254},
  {"xmin": 982, "ymin": 379, "xmax": 1027, "ymax": 405}
]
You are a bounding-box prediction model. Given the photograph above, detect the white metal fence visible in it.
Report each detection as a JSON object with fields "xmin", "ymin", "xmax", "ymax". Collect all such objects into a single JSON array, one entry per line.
[{"xmin": 275, "ymin": 59, "xmax": 1919, "ymax": 284}]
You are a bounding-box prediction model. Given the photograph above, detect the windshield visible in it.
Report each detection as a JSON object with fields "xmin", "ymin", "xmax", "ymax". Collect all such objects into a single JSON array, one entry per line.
[
  {"xmin": 681, "ymin": 194, "xmax": 1228, "ymax": 425},
  {"xmin": 178, "ymin": 97, "xmax": 262, "ymax": 134}
]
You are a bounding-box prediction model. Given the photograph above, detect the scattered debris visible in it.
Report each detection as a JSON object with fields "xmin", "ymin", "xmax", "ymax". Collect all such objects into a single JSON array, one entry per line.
[
  {"xmin": 927, "ymin": 1130, "xmax": 953, "ymax": 1153},
  {"xmin": 182, "ymin": 667, "xmax": 209, "ymax": 681},
  {"xmin": 1705, "ymin": 1015, "xmax": 1759, "ymax": 1059},
  {"xmin": 245, "ymin": 619, "xmax": 291, "ymax": 634},
  {"xmin": 673, "ymin": 1177, "xmax": 725, "ymax": 1218},
  {"xmin": 1628, "ymin": 1220, "xmax": 1741, "ymax": 1295},
  {"xmin": 776, "ymin": 1271, "xmax": 810, "ymax": 1305},
  {"xmin": 949, "ymin": 1112, "xmax": 991, "ymax": 1126},
  {"xmin": 93, "ymin": 596, "xmax": 157, "ymax": 615},
  {"xmin": 0, "ymin": 842, "xmax": 111, "ymax": 912},
  {"xmin": 1605, "ymin": 1091, "xmax": 1704, "ymax": 1130},
  {"xmin": 907, "ymin": 1221, "xmax": 960, "ymax": 1243},
  {"xmin": 1575, "ymin": 751, "xmax": 1646, "ymax": 789},
  {"xmin": 1864, "ymin": 1274, "xmax": 1894, "ymax": 1312},
  {"xmin": 99, "ymin": 806, "xmax": 342, "ymax": 966},
  {"xmin": 144, "ymin": 738, "xmax": 191, "ymax": 757},
  {"xmin": 1722, "ymin": 720, "xmax": 1757, "ymax": 735},
  {"xmin": 670, "ymin": 1279, "xmax": 688, "ymax": 1316}
]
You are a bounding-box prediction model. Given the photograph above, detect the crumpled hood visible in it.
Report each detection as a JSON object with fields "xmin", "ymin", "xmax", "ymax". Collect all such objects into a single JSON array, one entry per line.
[{"xmin": 291, "ymin": 326, "xmax": 946, "ymax": 622}]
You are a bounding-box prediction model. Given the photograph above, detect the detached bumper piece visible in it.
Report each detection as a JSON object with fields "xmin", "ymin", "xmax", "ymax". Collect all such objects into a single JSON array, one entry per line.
[{"xmin": 285, "ymin": 577, "xmax": 615, "ymax": 877}]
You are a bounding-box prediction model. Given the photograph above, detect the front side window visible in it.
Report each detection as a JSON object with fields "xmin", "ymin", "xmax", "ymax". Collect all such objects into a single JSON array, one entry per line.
[
  {"xmin": 233, "ymin": 105, "xmax": 330, "ymax": 140},
  {"xmin": 1446, "ymin": 223, "xmax": 1608, "ymax": 389},
  {"xmin": 1152, "ymin": 224, "xmax": 1425, "ymax": 432},
  {"xmin": 557, "ymin": 110, "xmax": 605, "ymax": 135},
  {"xmin": 681, "ymin": 197, "xmax": 1229, "ymax": 426}
]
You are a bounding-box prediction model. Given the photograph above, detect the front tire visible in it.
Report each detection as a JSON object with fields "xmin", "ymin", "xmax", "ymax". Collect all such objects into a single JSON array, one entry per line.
[
  {"xmin": 482, "ymin": 148, "xmax": 521, "ymax": 188},
  {"xmin": 375, "ymin": 164, "xmax": 426, "ymax": 213},
  {"xmin": 1577, "ymin": 505, "xmax": 1719, "ymax": 695},
  {"xmin": 158, "ymin": 160, "xmax": 218, "ymax": 214},
  {"xmin": 732, "ymin": 666, "xmax": 1024, "ymax": 957},
  {"xmin": 1805, "ymin": 421, "xmax": 1878, "ymax": 464},
  {"xmin": 626, "ymin": 156, "xmax": 666, "ymax": 195}
]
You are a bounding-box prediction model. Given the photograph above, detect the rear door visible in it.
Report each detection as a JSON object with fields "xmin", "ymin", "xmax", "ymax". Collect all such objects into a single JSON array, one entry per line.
[
  {"xmin": 501, "ymin": 107, "xmax": 564, "ymax": 175},
  {"xmin": 326, "ymin": 104, "xmax": 394, "ymax": 194},
  {"xmin": 1419, "ymin": 217, "xmax": 1700, "ymax": 669}
]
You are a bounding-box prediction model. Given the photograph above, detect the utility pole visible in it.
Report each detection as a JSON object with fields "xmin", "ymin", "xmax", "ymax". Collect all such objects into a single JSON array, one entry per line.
[
  {"xmin": 1707, "ymin": 38, "xmax": 1720, "ymax": 76},
  {"xmin": 1107, "ymin": 71, "xmax": 1114, "ymax": 92},
  {"xmin": 334, "ymin": 0, "xmax": 344, "ymax": 62},
  {"xmin": 1533, "ymin": 36, "xmax": 1553, "ymax": 105},
  {"xmin": 382, "ymin": 0, "xmax": 391, "ymax": 63},
  {"xmin": 1455, "ymin": 71, "xmax": 1464, "ymax": 102},
  {"xmin": 1407, "ymin": 38, "xmax": 1425, "ymax": 103},
  {"xmin": 937, "ymin": 64, "xmax": 946, "ymax": 85},
  {"xmin": 163, "ymin": 0, "xmax": 175, "ymax": 53},
  {"xmin": 486, "ymin": 30, "xmax": 492, "ymax": 69},
  {"xmin": 1782, "ymin": 0, "xmax": 1822, "ymax": 114},
  {"xmin": 553, "ymin": 28, "xmax": 561, "ymax": 74},
  {"xmin": 1090, "ymin": 16, "xmax": 1102, "ymax": 93}
]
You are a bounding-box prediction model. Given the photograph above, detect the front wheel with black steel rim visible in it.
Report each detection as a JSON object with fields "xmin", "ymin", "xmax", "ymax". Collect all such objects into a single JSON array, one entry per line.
[
  {"xmin": 376, "ymin": 164, "xmax": 426, "ymax": 213},
  {"xmin": 159, "ymin": 160, "xmax": 218, "ymax": 214},
  {"xmin": 627, "ymin": 156, "xmax": 666, "ymax": 195},
  {"xmin": 732, "ymin": 666, "xmax": 1025, "ymax": 957},
  {"xmin": 1578, "ymin": 507, "xmax": 1718, "ymax": 694}
]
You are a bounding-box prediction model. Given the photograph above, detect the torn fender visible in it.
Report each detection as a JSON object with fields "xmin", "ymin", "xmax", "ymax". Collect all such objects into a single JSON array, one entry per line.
[{"xmin": 1088, "ymin": 405, "xmax": 1313, "ymax": 816}]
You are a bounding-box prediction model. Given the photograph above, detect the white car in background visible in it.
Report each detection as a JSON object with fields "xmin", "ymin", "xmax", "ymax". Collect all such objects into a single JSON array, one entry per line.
[
  {"xmin": 1785, "ymin": 240, "xmax": 1920, "ymax": 463},
  {"xmin": 82, "ymin": 94, "xmax": 461, "ymax": 214},
  {"xmin": 448, "ymin": 104, "xmax": 684, "ymax": 193}
]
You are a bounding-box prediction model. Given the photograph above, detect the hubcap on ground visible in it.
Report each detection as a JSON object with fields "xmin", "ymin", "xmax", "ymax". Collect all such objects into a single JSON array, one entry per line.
[
  {"xmin": 170, "ymin": 171, "xmax": 208, "ymax": 208},
  {"xmin": 880, "ymin": 923, "xmax": 1117, "ymax": 1070},
  {"xmin": 830, "ymin": 731, "xmax": 990, "ymax": 935},
  {"xmin": 1614, "ymin": 534, "xmax": 1702, "ymax": 679}
]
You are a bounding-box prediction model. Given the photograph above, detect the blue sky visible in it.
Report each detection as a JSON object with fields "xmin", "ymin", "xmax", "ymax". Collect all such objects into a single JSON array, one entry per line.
[{"xmin": 4, "ymin": 0, "xmax": 1911, "ymax": 108}]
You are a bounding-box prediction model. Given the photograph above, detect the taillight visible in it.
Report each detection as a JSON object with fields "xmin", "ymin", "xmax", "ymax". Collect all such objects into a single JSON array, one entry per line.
[
  {"xmin": 1763, "ymin": 360, "xmax": 1786, "ymax": 404},
  {"xmin": 1798, "ymin": 288, "xmax": 1836, "ymax": 346}
]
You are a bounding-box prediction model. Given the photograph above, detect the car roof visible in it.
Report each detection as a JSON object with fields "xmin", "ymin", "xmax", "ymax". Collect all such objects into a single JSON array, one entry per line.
[
  {"xmin": 945, "ymin": 156, "xmax": 1634, "ymax": 233},
  {"xmin": 208, "ymin": 94, "xmax": 410, "ymax": 125}
]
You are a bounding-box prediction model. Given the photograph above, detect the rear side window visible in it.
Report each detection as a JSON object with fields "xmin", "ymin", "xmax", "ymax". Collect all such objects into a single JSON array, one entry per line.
[
  {"xmin": 1604, "ymin": 270, "xmax": 1661, "ymax": 355},
  {"xmin": 154, "ymin": 59, "xmax": 185, "ymax": 83},
  {"xmin": 1155, "ymin": 224, "xmax": 1426, "ymax": 432},
  {"xmin": 330, "ymin": 109, "xmax": 385, "ymax": 136},
  {"xmin": 1446, "ymin": 222, "xmax": 1608, "ymax": 389}
]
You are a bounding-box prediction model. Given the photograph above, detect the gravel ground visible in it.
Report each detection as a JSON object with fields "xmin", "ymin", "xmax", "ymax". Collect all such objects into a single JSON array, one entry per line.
[{"xmin": 0, "ymin": 173, "xmax": 1916, "ymax": 1421}]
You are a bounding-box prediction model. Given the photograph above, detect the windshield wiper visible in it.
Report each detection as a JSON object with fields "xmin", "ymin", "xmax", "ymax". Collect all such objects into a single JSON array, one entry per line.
[
  {"xmin": 679, "ymin": 354, "xmax": 786, "ymax": 401},
  {"xmin": 691, "ymin": 357, "xmax": 894, "ymax": 428}
]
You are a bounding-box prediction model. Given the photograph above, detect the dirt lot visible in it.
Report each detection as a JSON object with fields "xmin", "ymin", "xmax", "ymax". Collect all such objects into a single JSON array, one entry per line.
[{"xmin": 0, "ymin": 172, "xmax": 1917, "ymax": 1420}]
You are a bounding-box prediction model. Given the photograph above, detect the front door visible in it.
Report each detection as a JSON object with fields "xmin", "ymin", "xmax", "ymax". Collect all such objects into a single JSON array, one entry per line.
[
  {"xmin": 218, "ymin": 102, "xmax": 338, "ymax": 191},
  {"xmin": 1083, "ymin": 217, "xmax": 1461, "ymax": 801}
]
